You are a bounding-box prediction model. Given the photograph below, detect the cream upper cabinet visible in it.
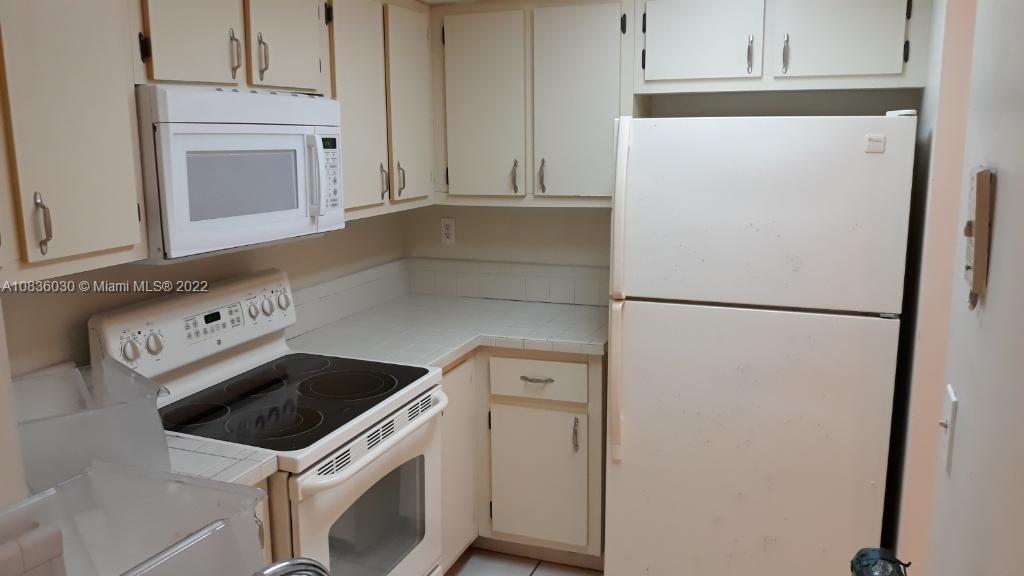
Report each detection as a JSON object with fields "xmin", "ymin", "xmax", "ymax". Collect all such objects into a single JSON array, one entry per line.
[
  {"xmin": 247, "ymin": 0, "xmax": 325, "ymax": 92},
  {"xmin": 490, "ymin": 402, "xmax": 588, "ymax": 548},
  {"xmin": 142, "ymin": 0, "xmax": 244, "ymax": 84},
  {"xmin": 334, "ymin": 0, "xmax": 390, "ymax": 209},
  {"xmin": 773, "ymin": 0, "xmax": 909, "ymax": 78},
  {"xmin": 443, "ymin": 10, "xmax": 526, "ymax": 196},
  {"xmin": 386, "ymin": 4, "xmax": 433, "ymax": 201},
  {"xmin": 440, "ymin": 360, "xmax": 478, "ymax": 571},
  {"xmin": 644, "ymin": 0, "xmax": 765, "ymax": 81},
  {"xmin": 0, "ymin": 0, "xmax": 141, "ymax": 264},
  {"xmin": 534, "ymin": 3, "xmax": 620, "ymax": 197}
]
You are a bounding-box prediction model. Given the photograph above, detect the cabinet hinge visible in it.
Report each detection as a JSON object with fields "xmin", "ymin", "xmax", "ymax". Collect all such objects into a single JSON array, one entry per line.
[
  {"xmin": 620, "ymin": 13, "xmax": 626, "ymax": 34},
  {"xmin": 903, "ymin": 40, "xmax": 911, "ymax": 63},
  {"xmin": 325, "ymin": 3, "xmax": 333, "ymax": 24},
  {"xmin": 441, "ymin": 26, "xmax": 445, "ymax": 46},
  {"xmin": 137, "ymin": 33, "xmax": 152, "ymax": 63},
  {"xmin": 137, "ymin": 203, "xmax": 142, "ymax": 222},
  {"xmin": 489, "ymin": 501, "xmax": 493, "ymax": 518},
  {"xmin": 641, "ymin": 48, "xmax": 646, "ymax": 70},
  {"xmin": 906, "ymin": 0, "xmax": 913, "ymax": 20},
  {"xmin": 445, "ymin": 167, "xmax": 449, "ymax": 186},
  {"xmin": 642, "ymin": 11, "xmax": 646, "ymax": 34},
  {"xmin": 487, "ymin": 410, "xmax": 491, "ymax": 429}
]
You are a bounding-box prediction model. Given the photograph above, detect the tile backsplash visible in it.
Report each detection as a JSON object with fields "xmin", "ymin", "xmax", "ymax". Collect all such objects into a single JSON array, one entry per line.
[
  {"xmin": 288, "ymin": 258, "xmax": 609, "ymax": 339},
  {"xmin": 408, "ymin": 259, "xmax": 609, "ymax": 306}
]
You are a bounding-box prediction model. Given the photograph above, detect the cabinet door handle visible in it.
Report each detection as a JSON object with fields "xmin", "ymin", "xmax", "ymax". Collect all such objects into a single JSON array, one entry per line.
[
  {"xmin": 782, "ymin": 33, "xmax": 790, "ymax": 74},
  {"xmin": 511, "ymin": 158, "xmax": 519, "ymax": 193},
  {"xmin": 229, "ymin": 28, "xmax": 241, "ymax": 79},
  {"xmin": 380, "ymin": 163, "xmax": 389, "ymax": 200},
  {"xmin": 539, "ymin": 158, "xmax": 547, "ymax": 193},
  {"xmin": 33, "ymin": 192, "xmax": 53, "ymax": 255},
  {"xmin": 258, "ymin": 32, "xmax": 270, "ymax": 80},
  {"xmin": 397, "ymin": 162, "xmax": 406, "ymax": 196},
  {"xmin": 746, "ymin": 34, "xmax": 754, "ymax": 74},
  {"xmin": 519, "ymin": 375, "xmax": 554, "ymax": 385},
  {"xmin": 572, "ymin": 416, "xmax": 580, "ymax": 453}
]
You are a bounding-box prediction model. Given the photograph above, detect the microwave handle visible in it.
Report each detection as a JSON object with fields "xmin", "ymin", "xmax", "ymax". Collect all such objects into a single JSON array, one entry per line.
[{"xmin": 307, "ymin": 135, "xmax": 323, "ymax": 216}]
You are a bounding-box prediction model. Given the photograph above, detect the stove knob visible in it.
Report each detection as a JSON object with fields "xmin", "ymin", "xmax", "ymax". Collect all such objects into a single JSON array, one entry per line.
[
  {"xmin": 248, "ymin": 304, "xmax": 259, "ymax": 319},
  {"xmin": 261, "ymin": 297, "xmax": 275, "ymax": 316},
  {"xmin": 145, "ymin": 333, "xmax": 164, "ymax": 355},
  {"xmin": 277, "ymin": 292, "xmax": 291, "ymax": 310},
  {"xmin": 121, "ymin": 338, "xmax": 141, "ymax": 362}
]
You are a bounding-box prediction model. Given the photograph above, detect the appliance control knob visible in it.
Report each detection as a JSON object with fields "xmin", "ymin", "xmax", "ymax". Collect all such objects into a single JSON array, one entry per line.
[
  {"xmin": 248, "ymin": 304, "xmax": 259, "ymax": 319},
  {"xmin": 121, "ymin": 338, "xmax": 141, "ymax": 362},
  {"xmin": 277, "ymin": 292, "xmax": 291, "ymax": 310},
  {"xmin": 261, "ymin": 298, "xmax": 274, "ymax": 316},
  {"xmin": 145, "ymin": 333, "xmax": 164, "ymax": 355}
]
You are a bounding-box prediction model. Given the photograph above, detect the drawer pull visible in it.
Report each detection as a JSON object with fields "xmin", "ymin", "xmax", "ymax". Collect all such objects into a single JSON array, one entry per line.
[{"xmin": 520, "ymin": 375, "xmax": 554, "ymax": 385}]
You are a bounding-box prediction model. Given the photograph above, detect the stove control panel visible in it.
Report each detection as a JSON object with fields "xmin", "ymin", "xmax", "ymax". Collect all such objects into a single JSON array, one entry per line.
[{"xmin": 88, "ymin": 269, "xmax": 295, "ymax": 380}]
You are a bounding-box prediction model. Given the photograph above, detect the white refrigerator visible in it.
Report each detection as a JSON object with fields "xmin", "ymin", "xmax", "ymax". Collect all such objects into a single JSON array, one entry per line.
[{"xmin": 605, "ymin": 114, "xmax": 917, "ymax": 575}]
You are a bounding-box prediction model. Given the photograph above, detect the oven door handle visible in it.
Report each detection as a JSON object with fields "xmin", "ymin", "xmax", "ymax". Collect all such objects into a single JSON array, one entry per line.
[{"xmin": 291, "ymin": 390, "xmax": 448, "ymax": 501}]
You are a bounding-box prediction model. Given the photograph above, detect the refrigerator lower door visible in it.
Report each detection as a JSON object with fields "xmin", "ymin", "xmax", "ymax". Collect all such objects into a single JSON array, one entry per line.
[
  {"xmin": 613, "ymin": 115, "xmax": 916, "ymax": 314},
  {"xmin": 605, "ymin": 300, "xmax": 899, "ymax": 575}
]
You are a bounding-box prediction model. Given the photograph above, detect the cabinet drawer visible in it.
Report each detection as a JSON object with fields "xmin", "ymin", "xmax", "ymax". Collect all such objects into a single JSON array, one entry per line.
[{"xmin": 490, "ymin": 358, "xmax": 587, "ymax": 403}]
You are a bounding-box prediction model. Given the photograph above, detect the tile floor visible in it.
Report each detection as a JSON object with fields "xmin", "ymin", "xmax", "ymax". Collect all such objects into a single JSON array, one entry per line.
[{"xmin": 447, "ymin": 549, "xmax": 601, "ymax": 576}]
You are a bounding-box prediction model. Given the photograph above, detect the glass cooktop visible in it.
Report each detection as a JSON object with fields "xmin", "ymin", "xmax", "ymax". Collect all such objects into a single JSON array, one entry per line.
[{"xmin": 159, "ymin": 353, "xmax": 430, "ymax": 451}]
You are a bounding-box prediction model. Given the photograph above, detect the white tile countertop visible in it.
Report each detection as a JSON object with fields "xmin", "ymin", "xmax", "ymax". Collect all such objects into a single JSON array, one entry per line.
[
  {"xmin": 168, "ymin": 292, "xmax": 605, "ymax": 484},
  {"xmin": 289, "ymin": 294, "xmax": 609, "ymax": 367},
  {"xmin": 167, "ymin": 434, "xmax": 278, "ymax": 486}
]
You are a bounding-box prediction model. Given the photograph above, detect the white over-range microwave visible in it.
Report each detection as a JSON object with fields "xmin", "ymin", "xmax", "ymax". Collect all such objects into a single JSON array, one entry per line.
[{"xmin": 137, "ymin": 86, "xmax": 343, "ymax": 260}]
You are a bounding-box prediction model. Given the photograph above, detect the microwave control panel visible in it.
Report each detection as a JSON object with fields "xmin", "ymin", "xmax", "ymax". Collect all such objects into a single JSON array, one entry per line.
[{"xmin": 322, "ymin": 136, "xmax": 340, "ymax": 210}]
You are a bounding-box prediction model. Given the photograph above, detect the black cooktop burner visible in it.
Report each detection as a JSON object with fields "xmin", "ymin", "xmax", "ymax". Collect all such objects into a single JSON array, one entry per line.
[{"xmin": 159, "ymin": 353, "xmax": 429, "ymax": 451}]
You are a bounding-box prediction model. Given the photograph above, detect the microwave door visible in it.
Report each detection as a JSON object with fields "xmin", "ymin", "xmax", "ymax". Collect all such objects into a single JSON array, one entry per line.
[{"xmin": 158, "ymin": 124, "xmax": 319, "ymax": 258}]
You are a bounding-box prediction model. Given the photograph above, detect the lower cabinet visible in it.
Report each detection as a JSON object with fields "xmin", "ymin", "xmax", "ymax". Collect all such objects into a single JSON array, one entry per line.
[
  {"xmin": 440, "ymin": 351, "xmax": 603, "ymax": 567},
  {"xmin": 490, "ymin": 403, "xmax": 588, "ymax": 547},
  {"xmin": 483, "ymin": 354, "xmax": 603, "ymax": 557},
  {"xmin": 440, "ymin": 359, "xmax": 478, "ymax": 570}
]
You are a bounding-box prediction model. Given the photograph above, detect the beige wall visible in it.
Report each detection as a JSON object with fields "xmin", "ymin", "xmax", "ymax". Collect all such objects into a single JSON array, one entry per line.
[
  {"xmin": 403, "ymin": 205, "xmax": 610, "ymax": 267},
  {"xmin": 1, "ymin": 205, "xmax": 611, "ymax": 376},
  {"xmin": 929, "ymin": 0, "xmax": 1024, "ymax": 573},
  {"xmin": 895, "ymin": 0, "xmax": 977, "ymax": 570}
]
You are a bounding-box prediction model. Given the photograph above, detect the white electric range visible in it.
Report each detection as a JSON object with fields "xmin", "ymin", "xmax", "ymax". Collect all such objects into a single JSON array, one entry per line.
[{"xmin": 88, "ymin": 269, "xmax": 445, "ymax": 576}]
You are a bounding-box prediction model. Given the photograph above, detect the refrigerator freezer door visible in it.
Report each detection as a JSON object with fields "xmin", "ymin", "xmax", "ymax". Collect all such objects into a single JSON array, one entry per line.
[
  {"xmin": 616, "ymin": 115, "xmax": 916, "ymax": 314},
  {"xmin": 605, "ymin": 300, "xmax": 899, "ymax": 575}
]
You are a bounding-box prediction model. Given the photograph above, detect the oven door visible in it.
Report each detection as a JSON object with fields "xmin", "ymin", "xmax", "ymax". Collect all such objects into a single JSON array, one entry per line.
[
  {"xmin": 155, "ymin": 123, "xmax": 319, "ymax": 258},
  {"xmin": 289, "ymin": 389, "xmax": 447, "ymax": 576}
]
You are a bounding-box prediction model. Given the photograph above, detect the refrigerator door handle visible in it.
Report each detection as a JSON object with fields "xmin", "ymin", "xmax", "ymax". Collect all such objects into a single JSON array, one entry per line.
[
  {"xmin": 609, "ymin": 300, "xmax": 624, "ymax": 462},
  {"xmin": 611, "ymin": 117, "xmax": 632, "ymax": 300}
]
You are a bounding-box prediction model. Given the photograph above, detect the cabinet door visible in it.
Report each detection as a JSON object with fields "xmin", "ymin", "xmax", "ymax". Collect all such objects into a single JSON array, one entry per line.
[
  {"xmin": 0, "ymin": 0, "xmax": 141, "ymax": 263},
  {"xmin": 774, "ymin": 0, "xmax": 908, "ymax": 77},
  {"xmin": 490, "ymin": 403, "xmax": 587, "ymax": 547},
  {"xmin": 441, "ymin": 361, "xmax": 477, "ymax": 571},
  {"xmin": 444, "ymin": 11, "xmax": 526, "ymax": 196},
  {"xmin": 534, "ymin": 3, "xmax": 620, "ymax": 197},
  {"xmin": 644, "ymin": 0, "xmax": 764, "ymax": 80},
  {"xmin": 143, "ymin": 0, "xmax": 244, "ymax": 83},
  {"xmin": 386, "ymin": 5, "xmax": 432, "ymax": 201},
  {"xmin": 334, "ymin": 0, "xmax": 390, "ymax": 209},
  {"xmin": 247, "ymin": 0, "xmax": 324, "ymax": 91}
]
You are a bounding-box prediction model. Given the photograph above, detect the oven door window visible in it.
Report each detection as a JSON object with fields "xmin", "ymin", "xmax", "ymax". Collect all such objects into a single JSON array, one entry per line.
[
  {"xmin": 328, "ymin": 456, "xmax": 426, "ymax": 575},
  {"xmin": 186, "ymin": 149, "xmax": 298, "ymax": 221}
]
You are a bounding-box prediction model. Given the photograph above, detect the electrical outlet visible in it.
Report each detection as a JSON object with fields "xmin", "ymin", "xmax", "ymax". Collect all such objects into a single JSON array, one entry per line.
[{"xmin": 441, "ymin": 217, "xmax": 455, "ymax": 245}]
